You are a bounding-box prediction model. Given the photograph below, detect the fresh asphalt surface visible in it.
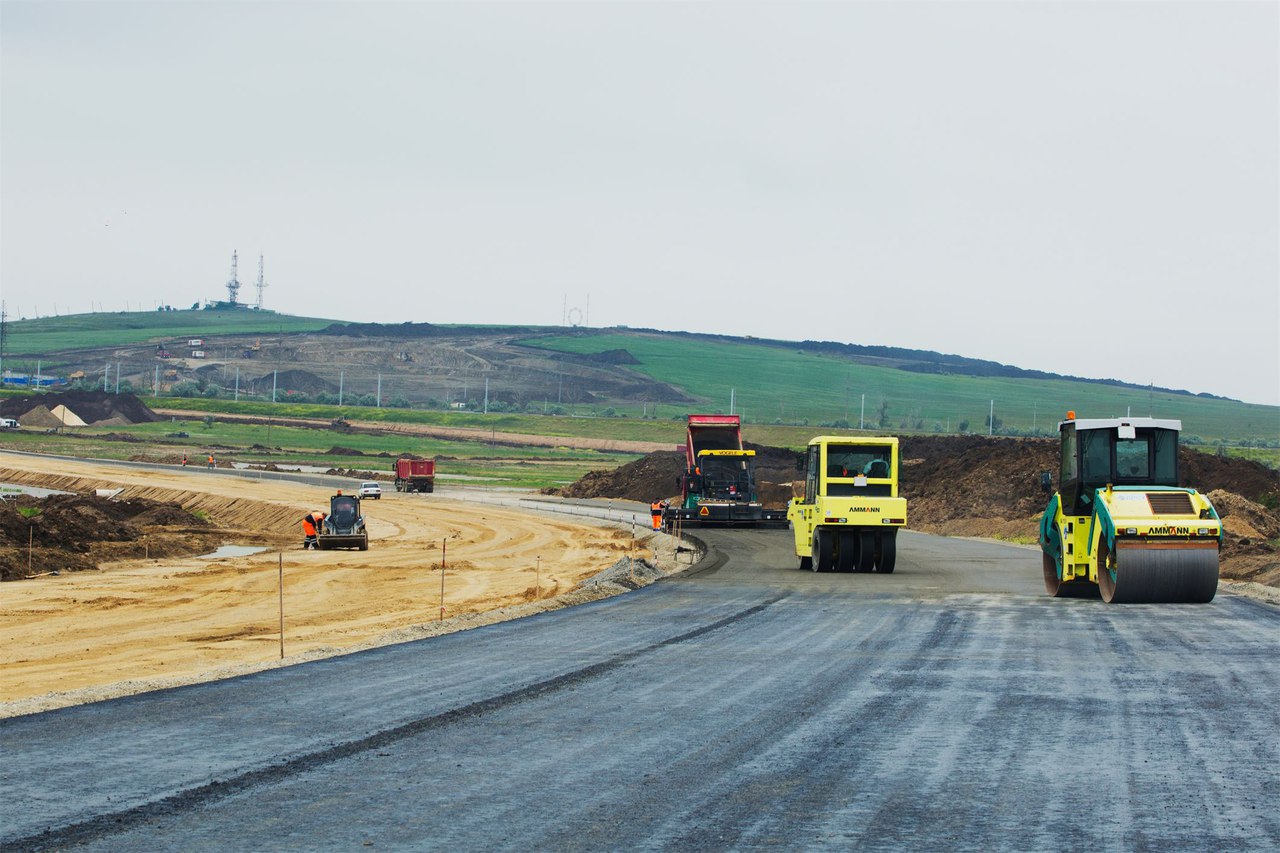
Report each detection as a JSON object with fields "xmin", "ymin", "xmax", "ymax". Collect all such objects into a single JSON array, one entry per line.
[{"xmin": 3, "ymin": 513, "xmax": 1278, "ymax": 850}]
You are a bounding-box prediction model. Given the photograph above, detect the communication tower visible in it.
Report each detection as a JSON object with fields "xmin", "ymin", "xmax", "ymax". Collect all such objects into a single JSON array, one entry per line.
[
  {"xmin": 225, "ymin": 251, "xmax": 242, "ymax": 306},
  {"xmin": 254, "ymin": 254, "xmax": 268, "ymax": 310}
]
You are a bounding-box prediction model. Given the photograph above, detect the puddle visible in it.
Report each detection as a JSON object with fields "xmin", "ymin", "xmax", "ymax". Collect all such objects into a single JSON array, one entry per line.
[{"xmin": 198, "ymin": 545, "xmax": 268, "ymax": 560}]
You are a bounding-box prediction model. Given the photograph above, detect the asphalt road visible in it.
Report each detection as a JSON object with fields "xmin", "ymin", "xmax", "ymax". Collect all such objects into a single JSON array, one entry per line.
[{"xmin": 3, "ymin": 526, "xmax": 1277, "ymax": 851}]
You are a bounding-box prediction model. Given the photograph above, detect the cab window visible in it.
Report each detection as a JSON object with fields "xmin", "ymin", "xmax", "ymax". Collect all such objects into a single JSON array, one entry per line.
[{"xmin": 1116, "ymin": 438, "xmax": 1150, "ymax": 481}]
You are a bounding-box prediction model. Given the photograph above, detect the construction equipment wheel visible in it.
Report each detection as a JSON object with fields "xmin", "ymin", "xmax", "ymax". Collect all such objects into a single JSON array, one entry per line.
[
  {"xmin": 876, "ymin": 531, "xmax": 897, "ymax": 573},
  {"xmin": 836, "ymin": 531, "xmax": 858, "ymax": 573},
  {"xmin": 1097, "ymin": 540, "xmax": 1217, "ymax": 604},
  {"xmin": 1042, "ymin": 552, "xmax": 1098, "ymax": 598},
  {"xmin": 811, "ymin": 529, "xmax": 834, "ymax": 572},
  {"xmin": 359, "ymin": 536, "xmax": 369, "ymax": 552},
  {"xmin": 854, "ymin": 531, "xmax": 876, "ymax": 572}
]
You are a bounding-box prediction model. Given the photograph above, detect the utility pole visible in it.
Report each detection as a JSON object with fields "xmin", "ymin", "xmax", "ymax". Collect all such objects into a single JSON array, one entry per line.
[
  {"xmin": 339, "ymin": 370, "xmax": 344, "ymax": 406},
  {"xmin": 729, "ymin": 388, "xmax": 735, "ymax": 415},
  {"xmin": 483, "ymin": 377, "xmax": 489, "ymax": 414},
  {"xmin": 234, "ymin": 366, "xmax": 240, "ymax": 401},
  {"xmin": 272, "ymin": 369, "xmax": 278, "ymax": 403},
  {"xmin": 0, "ymin": 301, "xmax": 8, "ymax": 387},
  {"xmin": 377, "ymin": 373, "xmax": 382, "ymax": 408},
  {"xmin": 860, "ymin": 394, "xmax": 865, "ymax": 430}
]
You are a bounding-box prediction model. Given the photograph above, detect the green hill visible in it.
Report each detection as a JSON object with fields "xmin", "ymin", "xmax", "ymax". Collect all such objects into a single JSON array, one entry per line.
[
  {"xmin": 1, "ymin": 312, "xmax": 1275, "ymax": 445},
  {"xmin": 522, "ymin": 331, "xmax": 1278, "ymax": 444},
  {"xmin": 2, "ymin": 309, "xmax": 335, "ymax": 354}
]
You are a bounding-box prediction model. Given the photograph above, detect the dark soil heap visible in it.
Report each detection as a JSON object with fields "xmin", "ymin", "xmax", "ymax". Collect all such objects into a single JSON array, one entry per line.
[
  {"xmin": 0, "ymin": 390, "xmax": 160, "ymax": 425},
  {"xmin": 548, "ymin": 442, "xmax": 802, "ymax": 507},
  {"xmin": 0, "ymin": 494, "xmax": 212, "ymax": 581}
]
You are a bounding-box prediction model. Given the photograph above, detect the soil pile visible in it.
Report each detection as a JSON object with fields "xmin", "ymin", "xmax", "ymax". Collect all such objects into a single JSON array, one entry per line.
[
  {"xmin": 253, "ymin": 369, "xmax": 335, "ymax": 395},
  {"xmin": 549, "ymin": 443, "xmax": 800, "ymax": 508},
  {"xmin": 0, "ymin": 391, "xmax": 160, "ymax": 426},
  {"xmin": 554, "ymin": 451, "xmax": 686, "ymax": 503},
  {"xmin": 0, "ymin": 493, "xmax": 213, "ymax": 581}
]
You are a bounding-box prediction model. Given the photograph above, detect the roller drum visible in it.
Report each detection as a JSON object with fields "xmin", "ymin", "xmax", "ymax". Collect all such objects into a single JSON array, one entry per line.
[{"xmin": 1099, "ymin": 542, "xmax": 1218, "ymax": 604}]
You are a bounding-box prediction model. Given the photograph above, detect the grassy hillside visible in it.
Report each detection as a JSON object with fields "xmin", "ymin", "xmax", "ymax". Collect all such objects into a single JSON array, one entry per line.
[
  {"xmin": 3, "ymin": 312, "xmax": 1275, "ymax": 444},
  {"xmin": 3, "ymin": 310, "xmax": 335, "ymax": 354},
  {"xmin": 523, "ymin": 332, "xmax": 1279, "ymax": 443}
]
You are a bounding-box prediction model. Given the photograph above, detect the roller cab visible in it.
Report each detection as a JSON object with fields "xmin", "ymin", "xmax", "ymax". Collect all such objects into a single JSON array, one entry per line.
[
  {"xmin": 1039, "ymin": 414, "xmax": 1220, "ymax": 603},
  {"xmin": 787, "ymin": 436, "xmax": 906, "ymax": 573}
]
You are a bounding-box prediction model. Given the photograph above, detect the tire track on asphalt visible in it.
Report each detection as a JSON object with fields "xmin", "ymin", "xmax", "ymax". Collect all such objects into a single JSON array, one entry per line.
[{"xmin": 12, "ymin": 592, "xmax": 787, "ymax": 852}]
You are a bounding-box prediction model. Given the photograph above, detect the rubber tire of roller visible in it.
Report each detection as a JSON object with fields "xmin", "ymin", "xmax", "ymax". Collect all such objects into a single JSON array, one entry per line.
[
  {"xmin": 876, "ymin": 530, "xmax": 897, "ymax": 573},
  {"xmin": 855, "ymin": 531, "xmax": 876, "ymax": 572},
  {"xmin": 811, "ymin": 529, "xmax": 833, "ymax": 572},
  {"xmin": 1097, "ymin": 540, "xmax": 1217, "ymax": 604},
  {"xmin": 836, "ymin": 531, "xmax": 858, "ymax": 573}
]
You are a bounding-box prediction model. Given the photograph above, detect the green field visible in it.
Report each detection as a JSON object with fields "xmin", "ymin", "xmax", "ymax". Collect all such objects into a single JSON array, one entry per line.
[
  {"xmin": 523, "ymin": 333, "xmax": 1280, "ymax": 444},
  {"xmin": 3, "ymin": 310, "xmax": 335, "ymax": 354}
]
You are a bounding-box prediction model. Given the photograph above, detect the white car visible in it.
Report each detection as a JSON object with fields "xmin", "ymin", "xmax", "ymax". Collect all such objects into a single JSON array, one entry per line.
[{"xmin": 358, "ymin": 481, "xmax": 382, "ymax": 500}]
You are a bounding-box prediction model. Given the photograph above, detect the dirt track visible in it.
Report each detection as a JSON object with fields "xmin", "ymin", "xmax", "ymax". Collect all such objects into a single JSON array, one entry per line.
[
  {"xmin": 0, "ymin": 453, "xmax": 653, "ymax": 713},
  {"xmin": 152, "ymin": 407, "xmax": 677, "ymax": 454}
]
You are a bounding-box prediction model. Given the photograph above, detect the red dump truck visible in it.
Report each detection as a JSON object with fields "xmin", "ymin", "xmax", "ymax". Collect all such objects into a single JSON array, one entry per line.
[{"xmin": 393, "ymin": 458, "xmax": 436, "ymax": 493}]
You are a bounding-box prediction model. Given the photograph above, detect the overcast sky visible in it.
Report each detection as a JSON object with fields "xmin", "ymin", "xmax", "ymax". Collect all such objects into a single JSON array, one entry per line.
[{"xmin": 2, "ymin": 1, "xmax": 1277, "ymax": 406}]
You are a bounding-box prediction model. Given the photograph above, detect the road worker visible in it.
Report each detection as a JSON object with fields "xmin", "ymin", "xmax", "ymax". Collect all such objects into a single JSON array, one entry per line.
[
  {"xmin": 650, "ymin": 500, "xmax": 663, "ymax": 530},
  {"xmin": 207, "ymin": 454, "xmax": 215, "ymax": 469},
  {"xmin": 302, "ymin": 510, "xmax": 326, "ymax": 549},
  {"xmin": 301, "ymin": 512, "xmax": 319, "ymax": 549}
]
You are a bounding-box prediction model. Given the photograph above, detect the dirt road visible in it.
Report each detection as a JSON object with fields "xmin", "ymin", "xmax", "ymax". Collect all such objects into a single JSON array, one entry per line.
[
  {"xmin": 152, "ymin": 407, "xmax": 678, "ymax": 454},
  {"xmin": 0, "ymin": 452, "xmax": 653, "ymax": 713}
]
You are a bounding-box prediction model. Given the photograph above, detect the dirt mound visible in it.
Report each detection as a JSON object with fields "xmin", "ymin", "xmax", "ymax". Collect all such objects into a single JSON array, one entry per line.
[
  {"xmin": 326, "ymin": 446, "xmax": 366, "ymax": 456},
  {"xmin": 549, "ymin": 443, "xmax": 801, "ymax": 508},
  {"xmin": 254, "ymin": 369, "xmax": 335, "ymax": 395},
  {"xmin": 1210, "ymin": 490, "xmax": 1280, "ymax": 541},
  {"xmin": 1182, "ymin": 452, "xmax": 1280, "ymax": 504},
  {"xmin": 12, "ymin": 405, "xmax": 62, "ymax": 428},
  {"xmin": 0, "ymin": 390, "xmax": 160, "ymax": 425},
  {"xmin": 0, "ymin": 493, "xmax": 212, "ymax": 581},
  {"xmin": 554, "ymin": 451, "xmax": 686, "ymax": 503}
]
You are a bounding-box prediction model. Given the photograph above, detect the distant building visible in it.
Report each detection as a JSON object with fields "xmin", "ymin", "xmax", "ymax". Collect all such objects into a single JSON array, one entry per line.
[{"xmin": 1, "ymin": 371, "xmax": 62, "ymax": 387}]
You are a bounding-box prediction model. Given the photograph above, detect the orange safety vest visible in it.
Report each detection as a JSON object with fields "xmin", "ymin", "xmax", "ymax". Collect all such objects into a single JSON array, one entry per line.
[{"xmin": 302, "ymin": 516, "xmax": 317, "ymax": 537}]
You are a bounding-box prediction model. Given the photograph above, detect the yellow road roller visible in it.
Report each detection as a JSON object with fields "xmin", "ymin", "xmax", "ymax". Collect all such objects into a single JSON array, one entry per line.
[
  {"xmin": 1039, "ymin": 412, "xmax": 1220, "ymax": 603},
  {"xmin": 787, "ymin": 436, "xmax": 906, "ymax": 572}
]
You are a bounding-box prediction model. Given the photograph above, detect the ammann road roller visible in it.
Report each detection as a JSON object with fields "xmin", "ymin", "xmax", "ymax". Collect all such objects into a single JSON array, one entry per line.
[
  {"xmin": 787, "ymin": 436, "xmax": 906, "ymax": 572},
  {"xmin": 1039, "ymin": 412, "xmax": 1220, "ymax": 603}
]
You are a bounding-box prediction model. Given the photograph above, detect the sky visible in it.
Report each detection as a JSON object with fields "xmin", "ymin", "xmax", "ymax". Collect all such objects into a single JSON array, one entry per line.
[{"xmin": 2, "ymin": 1, "xmax": 1277, "ymax": 407}]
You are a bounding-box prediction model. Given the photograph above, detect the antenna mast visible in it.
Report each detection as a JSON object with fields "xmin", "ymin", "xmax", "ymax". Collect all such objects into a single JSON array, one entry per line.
[
  {"xmin": 226, "ymin": 251, "xmax": 242, "ymax": 306},
  {"xmin": 255, "ymin": 253, "xmax": 268, "ymax": 310}
]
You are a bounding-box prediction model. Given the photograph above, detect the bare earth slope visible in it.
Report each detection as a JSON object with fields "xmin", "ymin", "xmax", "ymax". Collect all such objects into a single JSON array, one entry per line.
[{"xmin": 0, "ymin": 453, "xmax": 654, "ymax": 713}]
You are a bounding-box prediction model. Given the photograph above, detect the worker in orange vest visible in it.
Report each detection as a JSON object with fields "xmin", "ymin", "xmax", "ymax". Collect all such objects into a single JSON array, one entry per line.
[
  {"xmin": 650, "ymin": 500, "xmax": 664, "ymax": 530},
  {"xmin": 302, "ymin": 510, "xmax": 326, "ymax": 549},
  {"xmin": 207, "ymin": 454, "xmax": 215, "ymax": 469}
]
